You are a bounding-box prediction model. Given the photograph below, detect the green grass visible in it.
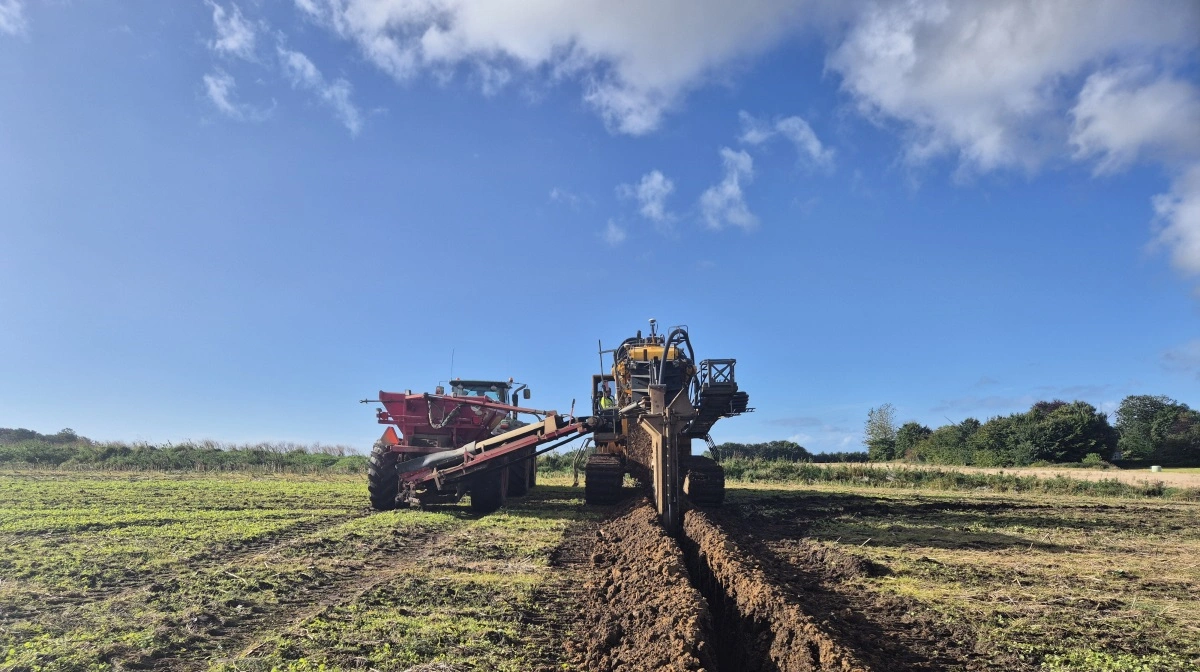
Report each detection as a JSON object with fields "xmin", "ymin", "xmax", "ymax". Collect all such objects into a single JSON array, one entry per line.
[
  {"xmin": 7, "ymin": 469, "xmax": 1196, "ymax": 671},
  {"xmin": 725, "ymin": 483, "xmax": 1200, "ymax": 670},
  {"xmin": 0, "ymin": 471, "xmax": 588, "ymax": 672}
]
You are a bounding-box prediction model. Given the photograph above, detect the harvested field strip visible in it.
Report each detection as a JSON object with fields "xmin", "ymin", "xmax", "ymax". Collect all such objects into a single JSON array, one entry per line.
[
  {"xmin": 212, "ymin": 485, "xmax": 591, "ymax": 672},
  {"xmin": 718, "ymin": 462, "xmax": 1200, "ymax": 499},
  {"xmin": 1, "ymin": 509, "xmax": 463, "ymax": 670},
  {"xmin": 0, "ymin": 471, "xmax": 600, "ymax": 672},
  {"xmin": 0, "ymin": 472, "xmax": 457, "ymax": 671},
  {"xmin": 716, "ymin": 487, "xmax": 1200, "ymax": 671}
]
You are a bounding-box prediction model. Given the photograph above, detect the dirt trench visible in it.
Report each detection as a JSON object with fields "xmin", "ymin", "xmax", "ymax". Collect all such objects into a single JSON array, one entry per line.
[
  {"xmin": 680, "ymin": 510, "xmax": 870, "ymax": 672},
  {"xmin": 564, "ymin": 499, "xmax": 717, "ymax": 672},
  {"xmin": 567, "ymin": 499, "xmax": 873, "ymax": 672}
]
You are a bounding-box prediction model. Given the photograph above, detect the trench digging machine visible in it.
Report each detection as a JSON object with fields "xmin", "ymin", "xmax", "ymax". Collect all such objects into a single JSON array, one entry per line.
[{"xmin": 364, "ymin": 321, "xmax": 750, "ymax": 533}]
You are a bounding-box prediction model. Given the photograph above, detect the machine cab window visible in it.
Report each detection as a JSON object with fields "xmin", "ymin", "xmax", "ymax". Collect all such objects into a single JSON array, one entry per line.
[
  {"xmin": 592, "ymin": 374, "xmax": 617, "ymax": 414},
  {"xmin": 452, "ymin": 381, "xmax": 508, "ymax": 402}
]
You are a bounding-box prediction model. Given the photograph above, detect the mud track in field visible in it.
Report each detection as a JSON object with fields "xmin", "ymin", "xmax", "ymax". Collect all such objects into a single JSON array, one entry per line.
[
  {"xmin": 0, "ymin": 511, "xmax": 373, "ymax": 617},
  {"xmin": 144, "ymin": 517, "xmax": 458, "ymax": 671},
  {"xmin": 566, "ymin": 496, "xmax": 990, "ymax": 672}
]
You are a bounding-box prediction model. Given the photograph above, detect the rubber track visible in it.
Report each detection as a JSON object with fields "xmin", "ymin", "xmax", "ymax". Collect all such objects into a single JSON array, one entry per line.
[{"xmin": 584, "ymin": 455, "xmax": 624, "ymax": 504}]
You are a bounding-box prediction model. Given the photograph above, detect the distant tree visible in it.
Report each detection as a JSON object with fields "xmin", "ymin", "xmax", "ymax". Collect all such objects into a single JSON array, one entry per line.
[
  {"xmin": 757, "ymin": 440, "xmax": 812, "ymax": 461},
  {"xmin": 0, "ymin": 427, "xmax": 91, "ymax": 446},
  {"xmin": 709, "ymin": 442, "xmax": 744, "ymax": 462},
  {"xmin": 968, "ymin": 416, "xmax": 1025, "ymax": 466},
  {"xmin": 959, "ymin": 417, "xmax": 982, "ymax": 438},
  {"xmin": 711, "ymin": 441, "xmax": 811, "ymax": 462},
  {"xmin": 911, "ymin": 419, "xmax": 981, "ymax": 465},
  {"xmin": 895, "ymin": 422, "xmax": 932, "ymax": 459},
  {"xmin": 865, "ymin": 404, "xmax": 898, "ymax": 461},
  {"xmin": 1159, "ymin": 409, "xmax": 1200, "ymax": 465},
  {"xmin": 809, "ymin": 451, "xmax": 870, "ymax": 463},
  {"xmin": 1116, "ymin": 395, "xmax": 1175, "ymax": 461},
  {"xmin": 1116, "ymin": 395, "xmax": 1200, "ymax": 465},
  {"xmin": 1031, "ymin": 400, "xmax": 1068, "ymax": 414},
  {"xmin": 1020, "ymin": 400, "xmax": 1117, "ymax": 463}
]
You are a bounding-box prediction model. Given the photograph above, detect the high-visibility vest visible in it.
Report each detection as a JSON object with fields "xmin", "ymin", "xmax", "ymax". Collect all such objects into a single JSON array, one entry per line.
[{"xmin": 599, "ymin": 395, "xmax": 615, "ymax": 409}]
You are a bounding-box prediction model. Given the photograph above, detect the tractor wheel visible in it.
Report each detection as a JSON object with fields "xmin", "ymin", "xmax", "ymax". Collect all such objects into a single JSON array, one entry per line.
[
  {"xmin": 367, "ymin": 441, "xmax": 400, "ymax": 511},
  {"xmin": 469, "ymin": 468, "xmax": 508, "ymax": 514},
  {"xmin": 528, "ymin": 455, "xmax": 538, "ymax": 489},
  {"xmin": 508, "ymin": 455, "xmax": 530, "ymax": 497},
  {"xmin": 504, "ymin": 448, "xmax": 532, "ymax": 496}
]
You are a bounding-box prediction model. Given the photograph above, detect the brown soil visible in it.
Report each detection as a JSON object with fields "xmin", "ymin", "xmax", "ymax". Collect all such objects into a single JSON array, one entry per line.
[
  {"xmin": 564, "ymin": 498, "xmax": 717, "ymax": 672},
  {"xmin": 682, "ymin": 509, "xmax": 869, "ymax": 672},
  {"xmin": 562, "ymin": 492, "xmax": 1002, "ymax": 672},
  {"xmin": 709, "ymin": 495, "xmax": 1018, "ymax": 671}
]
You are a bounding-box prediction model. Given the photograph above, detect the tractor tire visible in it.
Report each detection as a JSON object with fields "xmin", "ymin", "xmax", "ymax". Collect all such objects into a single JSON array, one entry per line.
[
  {"xmin": 508, "ymin": 454, "xmax": 531, "ymax": 497},
  {"xmin": 528, "ymin": 455, "xmax": 538, "ymax": 489},
  {"xmin": 469, "ymin": 468, "xmax": 508, "ymax": 514},
  {"xmin": 367, "ymin": 441, "xmax": 401, "ymax": 511}
]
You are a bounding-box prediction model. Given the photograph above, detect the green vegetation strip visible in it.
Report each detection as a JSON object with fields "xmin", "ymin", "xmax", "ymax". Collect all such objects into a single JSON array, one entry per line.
[
  {"xmin": 727, "ymin": 486, "xmax": 1200, "ymax": 671},
  {"xmin": 0, "ymin": 472, "xmax": 586, "ymax": 672},
  {"xmin": 712, "ymin": 460, "xmax": 1200, "ymax": 499}
]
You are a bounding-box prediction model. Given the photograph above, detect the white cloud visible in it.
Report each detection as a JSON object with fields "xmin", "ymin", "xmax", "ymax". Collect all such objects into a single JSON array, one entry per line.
[
  {"xmin": 279, "ymin": 47, "xmax": 364, "ymax": 136},
  {"xmin": 202, "ymin": 70, "xmax": 274, "ymax": 122},
  {"xmin": 826, "ymin": 0, "xmax": 1200, "ymax": 173},
  {"xmin": 292, "ymin": 0, "xmax": 808, "ymax": 134},
  {"xmin": 603, "ymin": 219, "xmax": 627, "ymax": 245},
  {"xmin": 1070, "ymin": 68, "xmax": 1200, "ymax": 175},
  {"xmin": 699, "ymin": 148, "xmax": 756, "ymax": 230},
  {"xmin": 203, "ymin": 70, "xmax": 246, "ymax": 119},
  {"xmin": 549, "ymin": 187, "xmax": 591, "ymax": 209},
  {"xmin": 739, "ymin": 110, "xmax": 834, "ymax": 168},
  {"xmin": 280, "ymin": 47, "xmax": 322, "ymax": 88},
  {"xmin": 618, "ymin": 170, "xmax": 675, "ymax": 222},
  {"xmin": 207, "ymin": 1, "xmax": 257, "ymax": 60},
  {"xmin": 1152, "ymin": 164, "xmax": 1200, "ymax": 276},
  {"xmin": 0, "ymin": 0, "xmax": 27, "ymax": 36}
]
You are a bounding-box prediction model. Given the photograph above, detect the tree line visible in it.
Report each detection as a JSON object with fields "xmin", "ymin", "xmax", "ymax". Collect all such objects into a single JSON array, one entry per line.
[
  {"xmin": 864, "ymin": 395, "xmax": 1200, "ymax": 467},
  {"xmin": 0, "ymin": 428, "xmax": 366, "ymax": 472},
  {"xmin": 707, "ymin": 440, "xmax": 867, "ymax": 463}
]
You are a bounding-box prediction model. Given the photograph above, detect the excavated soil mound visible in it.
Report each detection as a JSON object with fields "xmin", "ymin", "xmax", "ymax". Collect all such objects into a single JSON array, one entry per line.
[
  {"xmin": 565, "ymin": 498, "xmax": 717, "ymax": 672},
  {"xmin": 682, "ymin": 509, "xmax": 870, "ymax": 672},
  {"xmin": 711, "ymin": 496, "xmax": 992, "ymax": 671}
]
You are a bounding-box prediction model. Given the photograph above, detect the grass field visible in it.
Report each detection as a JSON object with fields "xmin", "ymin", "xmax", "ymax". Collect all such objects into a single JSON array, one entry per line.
[
  {"xmin": 864, "ymin": 463, "xmax": 1200, "ymax": 488},
  {"xmin": 718, "ymin": 483, "xmax": 1200, "ymax": 670},
  {"xmin": 2, "ymin": 470, "xmax": 1197, "ymax": 671},
  {"xmin": 0, "ymin": 472, "xmax": 596, "ymax": 672}
]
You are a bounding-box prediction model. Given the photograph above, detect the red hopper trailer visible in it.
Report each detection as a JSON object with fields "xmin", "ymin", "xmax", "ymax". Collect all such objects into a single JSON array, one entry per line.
[{"xmin": 363, "ymin": 379, "xmax": 591, "ymax": 512}]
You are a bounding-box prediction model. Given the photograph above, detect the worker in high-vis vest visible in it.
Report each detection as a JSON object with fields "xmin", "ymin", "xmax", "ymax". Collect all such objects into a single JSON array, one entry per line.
[{"xmin": 598, "ymin": 383, "xmax": 616, "ymax": 410}]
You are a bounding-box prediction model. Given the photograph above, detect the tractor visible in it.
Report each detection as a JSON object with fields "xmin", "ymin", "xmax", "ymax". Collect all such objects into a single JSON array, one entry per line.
[
  {"xmin": 365, "ymin": 378, "xmax": 587, "ymax": 513},
  {"xmin": 363, "ymin": 320, "xmax": 749, "ymax": 535}
]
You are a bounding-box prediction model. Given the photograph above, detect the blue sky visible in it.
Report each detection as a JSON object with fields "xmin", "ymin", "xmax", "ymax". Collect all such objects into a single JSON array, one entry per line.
[{"xmin": 2, "ymin": 1, "xmax": 1198, "ymax": 453}]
